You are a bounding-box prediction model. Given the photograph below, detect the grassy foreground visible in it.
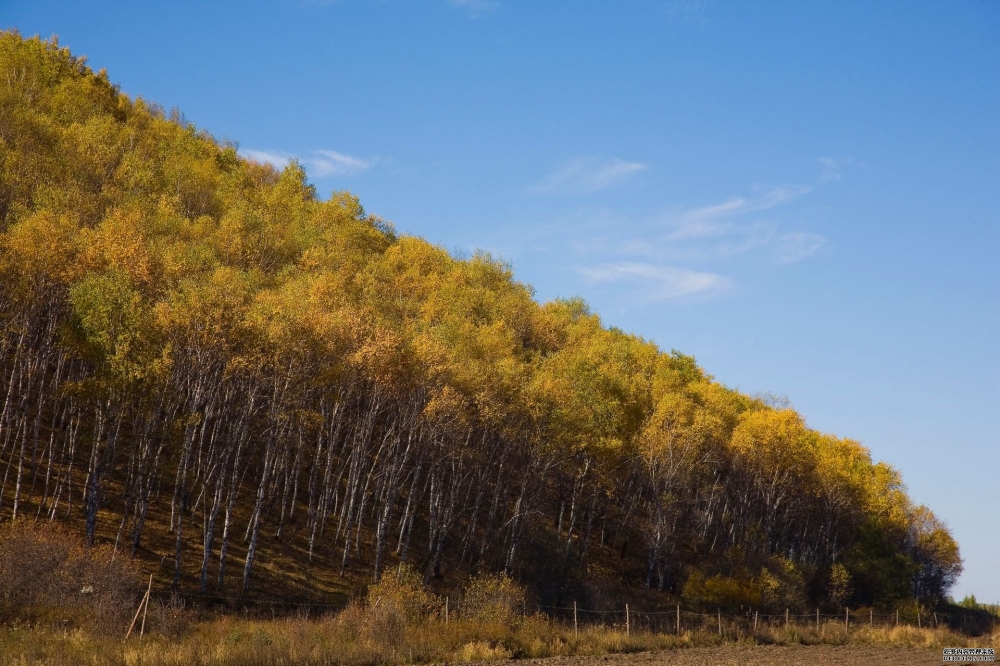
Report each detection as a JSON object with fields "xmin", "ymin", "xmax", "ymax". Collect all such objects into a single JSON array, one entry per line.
[
  {"xmin": 0, "ymin": 524, "xmax": 993, "ymax": 665},
  {"xmin": 0, "ymin": 611, "xmax": 995, "ymax": 666}
]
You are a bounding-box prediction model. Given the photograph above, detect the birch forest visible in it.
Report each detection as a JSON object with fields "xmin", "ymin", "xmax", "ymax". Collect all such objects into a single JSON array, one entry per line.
[{"xmin": 0, "ymin": 33, "xmax": 962, "ymax": 612}]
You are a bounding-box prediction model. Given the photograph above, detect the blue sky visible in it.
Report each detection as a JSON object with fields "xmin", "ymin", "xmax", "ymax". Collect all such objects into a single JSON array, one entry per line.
[{"xmin": 5, "ymin": 0, "xmax": 998, "ymax": 601}]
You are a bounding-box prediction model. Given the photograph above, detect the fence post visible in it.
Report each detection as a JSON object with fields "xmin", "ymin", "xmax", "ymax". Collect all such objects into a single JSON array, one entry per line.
[
  {"xmin": 917, "ymin": 611, "xmax": 921, "ymax": 629},
  {"xmin": 125, "ymin": 575, "xmax": 153, "ymax": 642},
  {"xmin": 626, "ymin": 603, "xmax": 630, "ymax": 637},
  {"xmin": 718, "ymin": 608, "xmax": 722, "ymax": 636},
  {"xmin": 845, "ymin": 608, "xmax": 849, "ymax": 636},
  {"xmin": 676, "ymin": 604, "xmax": 680, "ymax": 635},
  {"xmin": 754, "ymin": 610, "xmax": 758, "ymax": 635},
  {"xmin": 870, "ymin": 608, "xmax": 873, "ymax": 627},
  {"xmin": 140, "ymin": 575, "xmax": 151, "ymax": 638},
  {"xmin": 574, "ymin": 600, "xmax": 578, "ymax": 638},
  {"xmin": 816, "ymin": 608, "xmax": 819, "ymax": 633},
  {"xmin": 785, "ymin": 608, "xmax": 789, "ymax": 629},
  {"xmin": 896, "ymin": 609, "xmax": 899, "ymax": 628},
  {"xmin": 445, "ymin": 597, "xmax": 449, "ymax": 624},
  {"xmin": 933, "ymin": 611, "xmax": 938, "ymax": 628}
]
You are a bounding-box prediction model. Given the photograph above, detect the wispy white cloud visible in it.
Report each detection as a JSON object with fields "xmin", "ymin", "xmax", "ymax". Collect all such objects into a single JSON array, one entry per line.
[
  {"xmin": 615, "ymin": 185, "xmax": 811, "ymax": 262},
  {"xmin": 309, "ymin": 150, "xmax": 378, "ymax": 177},
  {"xmin": 679, "ymin": 185, "xmax": 811, "ymax": 224},
  {"xmin": 495, "ymin": 178, "xmax": 828, "ymax": 308},
  {"xmin": 776, "ymin": 232, "xmax": 827, "ymax": 263},
  {"xmin": 239, "ymin": 148, "xmax": 377, "ymax": 178},
  {"xmin": 448, "ymin": 0, "xmax": 499, "ymax": 15},
  {"xmin": 816, "ymin": 156, "xmax": 861, "ymax": 183},
  {"xmin": 663, "ymin": 0, "xmax": 710, "ymax": 25},
  {"xmin": 581, "ymin": 262, "xmax": 732, "ymax": 301},
  {"xmin": 818, "ymin": 157, "xmax": 843, "ymax": 183},
  {"xmin": 240, "ymin": 149, "xmax": 292, "ymax": 169},
  {"xmin": 531, "ymin": 157, "xmax": 647, "ymax": 195}
]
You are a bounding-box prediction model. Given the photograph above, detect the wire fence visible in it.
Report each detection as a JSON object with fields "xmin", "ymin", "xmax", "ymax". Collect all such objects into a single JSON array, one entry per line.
[
  {"xmin": 156, "ymin": 588, "xmax": 996, "ymax": 635},
  {"xmin": 534, "ymin": 602, "xmax": 983, "ymax": 636}
]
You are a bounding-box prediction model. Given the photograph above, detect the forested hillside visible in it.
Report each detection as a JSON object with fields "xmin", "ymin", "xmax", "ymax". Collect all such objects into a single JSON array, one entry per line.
[{"xmin": 0, "ymin": 33, "xmax": 962, "ymax": 612}]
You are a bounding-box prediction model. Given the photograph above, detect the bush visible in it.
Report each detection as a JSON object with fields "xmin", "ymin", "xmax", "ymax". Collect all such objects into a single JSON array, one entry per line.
[
  {"xmin": 359, "ymin": 564, "xmax": 440, "ymax": 649},
  {"xmin": 0, "ymin": 520, "xmax": 142, "ymax": 633},
  {"xmin": 682, "ymin": 570, "xmax": 761, "ymax": 609},
  {"xmin": 461, "ymin": 572, "xmax": 526, "ymax": 626},
  {"xmin": 365, "ymin": 564, "xmax": 440, "ymax": 622},
  {"xmin": 760, "ymin": 557, "xmax": 808, "ymax": 610}
]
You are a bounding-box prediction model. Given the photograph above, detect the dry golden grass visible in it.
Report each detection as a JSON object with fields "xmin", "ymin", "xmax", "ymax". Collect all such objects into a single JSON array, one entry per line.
[
  {"xmin": 1, "ymin": 529, "xmax": 994, "ymax": 665},
  {"xmin": 0, "ymin": 611, "xmax": 994, "ymax": 666}
]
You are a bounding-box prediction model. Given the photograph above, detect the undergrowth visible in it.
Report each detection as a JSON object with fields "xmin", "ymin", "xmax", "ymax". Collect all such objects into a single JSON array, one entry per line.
[
  {"xmin": 0, "ymin": 531, "xmax": 993, "ymax": 665},
  {"xmin": 0, "ymin": 615, "xmax": 995, "ymax": 666}
]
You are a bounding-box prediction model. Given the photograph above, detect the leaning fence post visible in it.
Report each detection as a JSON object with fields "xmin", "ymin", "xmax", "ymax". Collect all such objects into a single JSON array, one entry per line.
[
  {"xmin": 574, "ymin": 600, "xmax": 578, "ymax": 638},
  {"xmin": 139, "ymin": 575, "xmax": 151, "ymax": 638},
  {"xmin": 125, "ymin": 574, "xmax": 153, "ymax": 642}
]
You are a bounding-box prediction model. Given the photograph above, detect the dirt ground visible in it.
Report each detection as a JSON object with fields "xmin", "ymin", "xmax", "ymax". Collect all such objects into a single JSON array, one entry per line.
[{"xmin": 472, "ymin": 645, "xmax": 949, "ymax": 665}]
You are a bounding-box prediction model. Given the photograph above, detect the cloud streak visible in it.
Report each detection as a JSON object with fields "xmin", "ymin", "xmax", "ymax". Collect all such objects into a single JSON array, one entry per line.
[
  {"xmin": 613, "ymin": 185, "xmax": 813, "ymax": 262},
  {"xmin": 658, "ymin": 184, "xmax": 811, "ymax": 244},
  {"xmin": 776, "ymin": 232, "xmax": 827, "ymax": 263},
  {"xmin": 562, "ymin": 184, "xmax": 825, "ymax": 303},
  {"xmin": 310, "ymin": 149, "xmax": 377, "ymax": 176},
  {"xmin": 531, "ymin": 157, "xmax": 647, "ymax": 195},
  {"xmin": 448, "ymin": 0, "xmax": 499, "ymax": 15},
  {"xmin": 239, "ymin": 148, "xmax": 377, "ymax": 178},
  {"xmin": 581, "ymin": 262, "xmax": 732, "ymax": 301},
  {"xmin": 663, "ymin": 0, "xmax": 710, "ymax": 25},
  {"xmin": 240, "ymin": 149, "xmax": 292, "ymax": 170},
  {"xmin": 816, "ymin": 156, "xmax": 862, "ymax": 183}
]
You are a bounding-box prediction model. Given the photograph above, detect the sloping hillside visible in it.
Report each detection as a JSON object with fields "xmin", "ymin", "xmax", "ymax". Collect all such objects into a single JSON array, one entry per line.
[{"xmin": 0, "ymin": 32, "xmax": 961, "ymax": 612}]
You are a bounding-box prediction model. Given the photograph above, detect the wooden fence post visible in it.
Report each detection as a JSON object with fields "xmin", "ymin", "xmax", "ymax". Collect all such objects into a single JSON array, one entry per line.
[
  {"xmin": 626, "ymin": 603, "xmax": 630, "ymax": 637},
  {"xmin": 125, "ymin": 575, "xmax": 153, "ymax": 642},
  {"xmin": 785, "ymin": 608, "xmax": 789, "ymax": 629},
  {"xmin": 676, "ymin": 604, "xmax": 680, "ymax": 635},
  {"xmin": 445, "ymin": 596, "xmax": 449, "ymax": 624},
  {"xmin": 845, "ymin": 608, "xmax": 849, "ymax": 636},
  {"xmin": 896, "ymin": 609, "xmax": 899, "ymax": 627},
  {"xmin": 140, "ymin": 576, "xmax": 151, "ymax": 638},
  {"xmin": 718, "ymin": 608, "xmax": 722, "ymax": 636},
  {"xmin": 574, "ymin": 600, "xmax": 578, "ymax": 638},
  {"xmin": 816, "ymin": 608, "xmax": 820, "ymax": 632},
  {"xmin": 754, "ymin": 610, "xmax": 758, "ymax": 634},
  {"xmin": 870, "ymin": 608, "xmax": 873, "ymax": 627}
]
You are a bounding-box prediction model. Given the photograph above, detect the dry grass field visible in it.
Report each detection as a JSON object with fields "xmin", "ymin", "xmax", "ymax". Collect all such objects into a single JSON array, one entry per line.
[{"xmin": 0, "ymin": 616, "xmax": 994, "ymax": 666}]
